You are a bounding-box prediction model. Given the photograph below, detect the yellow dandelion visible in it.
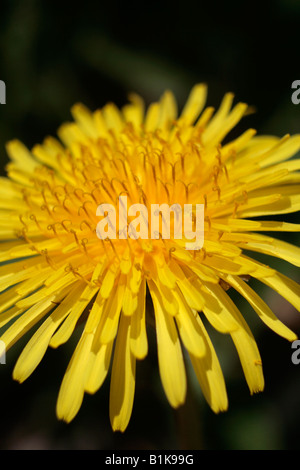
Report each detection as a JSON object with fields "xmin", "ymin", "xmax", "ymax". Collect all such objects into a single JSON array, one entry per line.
[{"xmin": 0, "ymin": 84, "xmax": 300, "ymax": 432}]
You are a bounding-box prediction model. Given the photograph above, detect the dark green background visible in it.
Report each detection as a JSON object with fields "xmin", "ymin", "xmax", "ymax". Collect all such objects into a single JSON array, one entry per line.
[{"xmin": 0, "ymin": 0, "xmax": 300, "ymax": 450}]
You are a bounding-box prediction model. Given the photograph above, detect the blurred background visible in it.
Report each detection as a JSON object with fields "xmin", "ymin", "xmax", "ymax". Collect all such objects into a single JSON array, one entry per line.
[{"xmin": 0, "ymin": 0, "xmax": 300, "ymax": 450}]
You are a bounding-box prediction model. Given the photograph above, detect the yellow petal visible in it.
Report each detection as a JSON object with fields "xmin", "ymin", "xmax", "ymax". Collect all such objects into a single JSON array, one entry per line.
[
  {"xmin": 0, "ymin": 287, "xmax": 23, "ymax": 315},
  {"xmin": 102, "ymin": 103, "xmax": 124, "ymax": 132},
  {"xmin": 148, "ymin": 280, "xmax": 186, "ymax": 408},
  {"xmin": 157, "ymin": 90, "xmax": 177, "ymax": 134},
  {"xmin": 177, "ymin": 83, "xmax": 207, "ymax": 127},
  {"xmin": 122, "ymin": 93, "xmax": 145, "ymax": 128},
  {"xmin": 224, "ymin": 232, "xmax": 300, "ymax": 267},
  {"xmin": 56, "ymin": 332, "xmax": 93, "ymax": 423},
  {"xmin": 204, "ymin": 102, "xmax": 248, "ymax": 147},
  {"xmin": 1, "ymin": 289, "xmax": 67, "ymax": 350},
  {"xmin": 169, "ymin": 259, "xmax": 205, "ymax": 311},
  {"xmin": 110, "ymin": 314, "xmax": 136, "ymax": 432},
  {"xmin": 100, "ymin": 263, "xmax": 119, "ymax": 299},
  {"xmin": 203, "ymin": 282, "xmax": 264, "ymax": 393},
  {"xmin": 98, "ymin": 275, "xmax": 126, "ymax": 343},
  {"xmin": 154, "ymin": 253, "xmax": 177, "ymax": 289},
  {"xmin": 13, "ymin": 282, "xmax": 84, "ymax": 382},
  {"xmin": 189, "ymin": 314, "xmax": 228, "ymax": 413},
  {"xmin": 223, "ymin": 274, "xmax": 297, "ymax": 341},
  {"xmin": 84, "ymin": 291, "xmax": 113, "ymax": 393},
  {"xmin": 230, "ymin": 325, "xmax": 264, "ymax": 394},
  {"xmin": 173, "ymin": 287, "xmax": 206, "ymax": 357},
  {"xmin": 122, "ymin": 282, "xmax": 138, "ymax": 316},
  {"xmin": 201, "ymin": 283, "xmax": 240, "ymax": 333},
  {"xmin": 256, "ymin": 271, "xmax": 300, "ymax": 312},
  {"xmin": 202, "ymin": 92, "xmax": 234, "ymax": 144},
  {"xmin": 85, "ymin": 341, "xmax": 113, "ymax": 394},
  {"xmin": 6, "ymin": 140, "xmax": 37, "ymax": 172},
  {"xmin": 49, "ymin": 283, "xmax": 99, "ymax": 348},
  {"xmin": 260, "ymin": 134, "xmax": 300, "ymax": 168},
  {"xmin": 130, "ymin": 279, "xmax": 148, "ymax": 359},
  {"xmin": 71, "ymin": 103, "xmax": 99, "ymax": 139},
  {"xmin": 58, "ymin": 122, "xmax": 89, "ymax": 147},
  {"xmin": 128, "ymin": 256, "xmax": 143, "ymax": 294},
  {"xmin": 144, "ymin": 102, "xmax": 160, "ymax": 132},
  {"xmin": 0, "ymin": 305, "xmax": 23, "ymax": 329}
]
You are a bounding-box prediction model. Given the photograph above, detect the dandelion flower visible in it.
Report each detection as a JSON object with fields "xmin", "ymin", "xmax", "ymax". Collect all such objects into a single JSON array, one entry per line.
[{"xmin": 0, "ymin": 85, "xmax": 300, "ymax": 432}]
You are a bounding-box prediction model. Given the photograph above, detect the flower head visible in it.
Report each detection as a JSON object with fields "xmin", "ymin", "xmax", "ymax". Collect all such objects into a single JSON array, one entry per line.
[{"xmin": 0, "ymin": 84, "xmax": 300, "ymax": 431}]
